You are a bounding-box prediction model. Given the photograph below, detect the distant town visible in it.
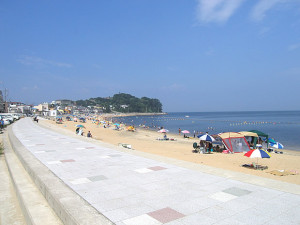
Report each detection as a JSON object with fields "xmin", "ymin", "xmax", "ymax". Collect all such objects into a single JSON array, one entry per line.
[{"xmin": 0, "ymin": 91, "xmax": 163, "ymax": 116}]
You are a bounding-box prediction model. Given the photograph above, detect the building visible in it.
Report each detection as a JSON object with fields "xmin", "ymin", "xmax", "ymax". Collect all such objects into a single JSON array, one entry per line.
[
  {"xmin": 33, "ymin": 102, "xmax": 50, "ymax": 116},
  {"xmin": 34, "ymin": 102, "xmax": 49, "ymax": 112}
]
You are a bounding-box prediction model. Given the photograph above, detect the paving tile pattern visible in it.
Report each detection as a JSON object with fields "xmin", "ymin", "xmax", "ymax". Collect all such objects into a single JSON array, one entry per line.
[{"xmin": 12, "ymin": 118, "xmax": 300, "ymax": 225}]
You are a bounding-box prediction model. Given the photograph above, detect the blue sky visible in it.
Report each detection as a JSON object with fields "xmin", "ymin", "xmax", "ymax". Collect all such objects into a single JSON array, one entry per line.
[{"xmin": 1, "ymin": 0, "xmax": 300, "ymax": 112}]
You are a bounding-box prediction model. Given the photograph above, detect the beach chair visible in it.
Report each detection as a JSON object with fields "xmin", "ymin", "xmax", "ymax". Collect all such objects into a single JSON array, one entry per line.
[{"xmin": 252, "ymin": 162, "xmax": 268, "ymax": 170}]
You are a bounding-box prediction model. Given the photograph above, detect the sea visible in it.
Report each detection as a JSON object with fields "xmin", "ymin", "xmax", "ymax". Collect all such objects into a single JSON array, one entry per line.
[{"xmin": 115, "ymin": 111, "xmax": 300, "ymax": 151}]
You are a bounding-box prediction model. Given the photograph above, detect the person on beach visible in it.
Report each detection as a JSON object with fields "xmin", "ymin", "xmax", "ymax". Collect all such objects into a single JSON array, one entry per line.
[
  {"xmin": 87, "ymin": 131, "xmax": 92, "ymax": 138},
  {"xmin": 76, "ymin": 127, "xmax": 80, "ymax": 134},
  {"xmin": 200, "ymin": 140, "xmax": 204, "ymax": 148},
  {"xmin": 0, "ymin": 118, "xmax": 4, "ymax": 129},
  {"xmin": 179, "ymin": 128, "xmax": 181, "ymax": 135},
  {"xmin": 208, "ymin": 142, "xmax": 213, "ymax": 152},
  {"xmin": 163, "ymin": 133, "xmax": 168, "ymax": 140},
  {"xmin": 77, "ymin": 128, "xmax": 83, "ymax": 136}
]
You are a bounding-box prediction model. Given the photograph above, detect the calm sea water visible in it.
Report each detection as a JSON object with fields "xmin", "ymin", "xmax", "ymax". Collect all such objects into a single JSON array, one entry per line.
[{"xmin": 115, "ymin": 111, "xmax": 300, "ymax": 151}]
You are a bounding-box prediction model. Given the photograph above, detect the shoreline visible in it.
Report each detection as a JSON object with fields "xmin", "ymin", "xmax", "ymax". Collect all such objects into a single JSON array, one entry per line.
[
  {"xmin": 40, "ymin": 115, "xmax": 300, "ymax": 185},
  {"xmin": 99, "ymin": 112, "xmax": 167, "ymax": 119}
]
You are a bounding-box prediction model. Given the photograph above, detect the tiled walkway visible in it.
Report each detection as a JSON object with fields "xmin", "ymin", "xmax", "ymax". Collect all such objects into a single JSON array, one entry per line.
[{"xmin": 12, "ymin": 118, "xmax": 300, "ymax": 225}]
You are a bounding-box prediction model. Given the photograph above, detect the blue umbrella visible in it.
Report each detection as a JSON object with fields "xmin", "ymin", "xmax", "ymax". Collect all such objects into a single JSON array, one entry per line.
[
  {"xmin": 270, "ymin": 142, "xmax": 284, "ymax": 149},
  {"xmin": 268, "ymin": 138, "xmax": 276, "ymax": 144},
  {"xmin": 198, "ymin": 133, "xmax": 216, "ymax": 142}
]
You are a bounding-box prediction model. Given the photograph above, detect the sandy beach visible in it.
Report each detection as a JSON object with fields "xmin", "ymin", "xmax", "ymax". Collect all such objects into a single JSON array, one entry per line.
[{"xmin": 40, "ymin": 116, "xmax": 300, "ymax": 185}]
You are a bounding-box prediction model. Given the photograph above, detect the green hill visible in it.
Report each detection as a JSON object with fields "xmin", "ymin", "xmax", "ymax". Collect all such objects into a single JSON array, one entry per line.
[{"xmin": 76, "ymin": 93, "xmax": 162, "ymax": 113}]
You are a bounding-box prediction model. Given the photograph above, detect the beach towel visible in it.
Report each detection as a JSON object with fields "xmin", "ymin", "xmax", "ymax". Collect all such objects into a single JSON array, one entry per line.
[{"xmin": 268, "ymin": 170, "xmax": 298, "ymax": 176}]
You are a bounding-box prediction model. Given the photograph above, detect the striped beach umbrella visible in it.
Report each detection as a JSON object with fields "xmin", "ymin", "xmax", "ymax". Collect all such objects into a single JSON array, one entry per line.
[
  {"xmin": 244, "ymin": 149, "xmax": 271, "ymax": 166},
  {"xmin": 197, "ymin": 133, "xmax": 216, "ymax": 142},
  {"xmin": 244, "ymin": 149, "xmax": 271, "ymax": 158},
  {"xmin": 270, "ymin": 142, "xmax": 284, "ymax": 149}
]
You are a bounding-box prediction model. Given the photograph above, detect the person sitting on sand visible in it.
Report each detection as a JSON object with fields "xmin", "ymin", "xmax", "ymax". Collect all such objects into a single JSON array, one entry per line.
[
  {"xmin": 163, "ymin": 133, "xmax": 169, "ymax": 140},
  {"xmin": 87, "ymin": 131, "xmax": 92, "ymax": 138},
  {"xmin": 200, "ymin": 140, "xmax": 204, "ymax": 148}
]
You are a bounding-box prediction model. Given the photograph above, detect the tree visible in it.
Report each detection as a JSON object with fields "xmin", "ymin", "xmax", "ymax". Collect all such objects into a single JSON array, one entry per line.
[{"xmin": 76, "ymin": 93, "xmax": 163, "ymax": 113}]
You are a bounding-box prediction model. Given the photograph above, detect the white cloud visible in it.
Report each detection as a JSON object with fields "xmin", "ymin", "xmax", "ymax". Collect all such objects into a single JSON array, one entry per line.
[
  {"xmin": 160, "ymin": 83, "xmax": 185, "ymax": 91},
  {"xmin": 196, "ymin": 0, "xmax": 245, "ymax": 23},
  {"xmin": 288, "ymin": 43, "xmax": 300, "ymax": 51},
  {"xmin": 259, "ymin": 27, "xmax": 271, "ymax": 36},
  {"xmin": 18, "ymin": 56, "xmax": 72, "ymax": 68},
  {"xmin": 22, "ymin": 85, "xmax": 39, "ymax": 91},
  {"xmin": 251, "ymin": 0, "xmax": 288, "ymax": 21}
]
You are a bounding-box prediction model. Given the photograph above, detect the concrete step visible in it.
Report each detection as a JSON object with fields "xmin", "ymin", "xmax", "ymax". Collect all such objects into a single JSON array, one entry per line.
[
  {"xmin": 0, "ymin": 153, "xmax": 26, "ymax": 225},
  {"xmin": 2, "ymin": 131, "xmax": 63, "ymax": 225}
]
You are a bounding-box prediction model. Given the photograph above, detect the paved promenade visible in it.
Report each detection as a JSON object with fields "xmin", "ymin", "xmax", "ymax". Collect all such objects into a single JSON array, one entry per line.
[{"xmin": 11, "ymin": 118, "xmax": 300, "ymax": 225}]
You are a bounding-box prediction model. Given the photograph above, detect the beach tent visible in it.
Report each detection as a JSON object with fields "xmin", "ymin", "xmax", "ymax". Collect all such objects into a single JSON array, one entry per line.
[
  {"xmin": 249, "ymin": 130, "xmax": 269, "ymax": 148},
  {"xmin": 239, "ymin": 131, "xmax": 258, "ymax": 138},
  {"xmin": 239, "ymin": 131, "xmax": 258, "ymax": 148},
  {"xmin": 218, "ymin": 132, "xmax": 251, "ymax": 153}
]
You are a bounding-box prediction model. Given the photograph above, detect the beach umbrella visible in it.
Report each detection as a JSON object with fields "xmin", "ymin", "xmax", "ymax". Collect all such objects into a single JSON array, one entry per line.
[
  {"xmin": 181, "ymin": 130, "xmax": 190, "ymax": 134},
  {"xmin": 114, "ymin": 123, "xmax": 120, "ymax": 126},
  {"xmin": 244, "ymin": 149, "xmax": 270, "ymax": 164},
  {"xmin": 270, "ymin": 142, "xmax": 284, "ymax": 149},
  {"xmin": 198, "ymin": 134, "xmax": 215, "ymax": 142},
  {"xmin": 268, "ymin": 138, "xmax": 276, "ymax": 144},
  {"xmin": 127, "ymin": 126, "xmax": 135, "ymax": 131},
  {"xmin": 75, "ymin": 124, "xmax": 85, "ymax": 128},
  {"xmin": 158, "ymin": 129, "xmax": 169, "ymax": 133},
  {"xmin": 244, "ymin": 149, "xmax": 271, "ymax": 158},
  {"xmin": 244, "ymin": 149, "xmax": 270, "ymax": 168}
]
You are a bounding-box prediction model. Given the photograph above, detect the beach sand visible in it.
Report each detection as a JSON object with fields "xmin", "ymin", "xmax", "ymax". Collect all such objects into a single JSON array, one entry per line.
[{"xmin": 40, "ymin": 117, "xmax": 300, "ymax": 185}]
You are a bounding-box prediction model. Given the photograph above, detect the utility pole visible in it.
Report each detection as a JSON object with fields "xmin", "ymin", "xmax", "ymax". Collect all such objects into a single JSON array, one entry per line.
[{"xmin": 4, "ymin": 88, "xmax": 8, "ymax": 113}]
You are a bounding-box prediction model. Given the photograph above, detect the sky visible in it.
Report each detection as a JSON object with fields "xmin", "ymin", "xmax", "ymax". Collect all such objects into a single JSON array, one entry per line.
[{"xmin": 1, "ymin": 0, "xmax": 300, "ymax": 112}]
